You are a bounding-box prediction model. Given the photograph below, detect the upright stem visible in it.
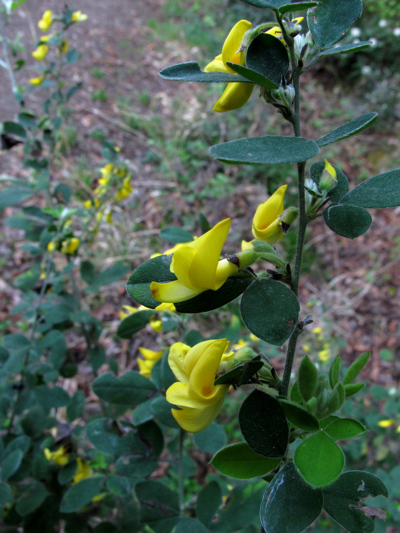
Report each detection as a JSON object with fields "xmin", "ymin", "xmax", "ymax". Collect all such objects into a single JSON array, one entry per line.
[
  {"xmin": 276, "ymin": 17, "xmax": 309, "ymax": 396},
  {"xmin": 0, "ymin": 12, "xmax": 18, "ymax": 97},
  {"xmin": 178, "ymin": 428, "xmax": 185, "ymax": 514}
]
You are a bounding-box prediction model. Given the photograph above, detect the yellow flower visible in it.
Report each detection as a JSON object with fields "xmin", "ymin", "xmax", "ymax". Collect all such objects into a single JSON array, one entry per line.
[
  {"xmin": 378, "ymin": 419, "xmax": 396, "ymax": 428},
  {"xmin": 61, "ymin": 237, "xmax": 79, "ymax": 255},
  {"xmin": 38, "ymin": 10, "xmax": 52, "ymax": 32},
  {"xmin": 204, "ymin": 20, "xmax": 254, "ymax": 113},
  {"xmin": 115, "ymin": 177, "xmax": 133, "ymax": 202},
  {"xmin": 44, "ymin": 446, "xmax": 70, "ymax": 466},
  {"xmin": 249, "ymin": 333, "xmax": 259, "ymax": 342},
  {"xmin": 73, "ymin": 458, "xmax": 93, "ymax": 484},
  {"xmin": 105, "ymin": 211, "xmax": 113, "ymax": 224},
  {"xmin": 318, "ymin": 349, "xmax": 329, "ymax": 362},
  {"xmin": 32, "ymin": 44, "xmax": 49, "ymax": 61},
  {"xmin": 302, "ymin": 344, "xmax": 311, "ymax": 353},
  {"xmin": 264, "ymin": 17, "xmax": 303, "ymax": 43},
  {"xmin": 47, "ymin": 241, "xmax": 56, "ymax": 252},
  {"xmin": 60, "ymin": 40, "xmax": 69, "ymax": 54},
  {"xmin": 72, "ymin": 10, "xmax": 88, "ymax": 22},
  {"xmin": 150, "ymin": 218, "xmax": 238, "ymax": 304},
  {"xmin": 252, "ymin": 185, "xmax": 287, "ymax": 243},
  {"xmin": 137, "ymin": 347, "xmax": 163, "ymax": 378},
  {"xmin": 100, "ymin": 163, "xmax": 114, "ymax": 182},
  {"xmin": 150, "ymin": 319, "xmax": 163, "ymax": 332},
  {"xmin": 319, "ymin": 159, "xmax": 338, "ymax": 193},
  {"xmin": 29, "ymin": 75, "xmax": 45, "ymax": 86},
  {"xmin": 232, "ymin": 339, "xmax": 247, "ymax": 350},
  {"xmin": 155, "ymin": 302, "xmax": 176, "ymax": 312},
  {"xmin": 166, "ymin": 339, "xmax": 230, "ymax": 432},
  {"xmin": 313, "ymin": 326, "xmax": 322, "ymax": 334}
]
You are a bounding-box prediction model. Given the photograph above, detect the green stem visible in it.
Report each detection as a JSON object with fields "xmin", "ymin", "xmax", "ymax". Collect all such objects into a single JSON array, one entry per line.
[
  {"xmin": 279, "ymin": 328, "xmax": 301, "ymax": 396},
  {"xmin": 178, "ymin": 428, "xmax": 185, "ymax": 514}
]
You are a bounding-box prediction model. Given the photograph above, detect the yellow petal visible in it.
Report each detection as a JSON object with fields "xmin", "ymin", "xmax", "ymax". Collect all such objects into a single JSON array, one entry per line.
[
  {"xmin": 222, "ymin": 20, "xmax": 252, "ymax": 69},
  {"xmin": 138, "ymin": 347, "xmax": 163, "ymax": 362},
  {"xmin": 204, "ymin": 54, "xmax": 227, "ymax": 73},
  {"xmin": 252, "ymin": 217, "xmax": 283, "ymax": 244},
  {"xmin": 241, "ymin": 239, "xmax": 253, "ymax": 251},
  {"xmin": 253, "ymin": 185, "xmax": 287, "ymax": 235},
  {"xmin": 170, "ymin": 246, "xmax": 199, "ymax": 290},
  {"xmin": 378, "ymin": 419, "xmax": 396, "ymax": 428},
  {"xmin": 266, "ymin": 26, "xmax": 282, "ymax": 37},
  {"xmin": 137, "ymin": 358, "xmax": 153, "ymax": 378},
  {"xmin": 324, "ymin": 159, "xmax": 337, "ymax": 179},
  {"xmin": 155, "ymin": 302, "xmax": 176, "ymax": 312},
  {"xmin": 150, "ymin": 319, "xmax": 163, "ymax": 332},
  {"xmin": 29, "ymin": 75, "xmax": 45, "ymax": 86},
  {"xmin": 186, "ymin": 339, "xmax": 227, "ymax": 397},
  {"xmin": 168, "ymin": 342, "xmax": 191, "ymax": 383},
  {"xmin": 73, "ymin": 458, "xmax": 93, "ymax": 484},
  {"xmin": 150, "ymin": 280, "xmax": 203, "ymax": 303},
  {"xmin": 171, "ymin": 396, "xmax": 226, "ymax": 433},
  {"xmin": 213, "ymin": 83, "xmax": 254, "ymax": 113},
  {"xmin": 292, "ymin": 17, "xmax": 304, "ymax": 25},
  {"xmin": 214, "ymin": 259, "xmax": 239, "ymax": 289}
]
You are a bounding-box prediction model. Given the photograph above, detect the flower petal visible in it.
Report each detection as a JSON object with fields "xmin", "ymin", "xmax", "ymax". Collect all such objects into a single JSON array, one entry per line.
[
  {"xmin": 204, "ymin": 54, "xmax": 227, "ymax": 73},
  {"xmin": 168, "ymin": 342, "xmax": 191, "ymax": 383},
  {"xmin": 253, "ymin": 185, "xmax": 287, "ymax": 233},
  {"xmin": 170, "ymin": 245, "xmax": 198, "ymax": 290},
  {"xmin": 187, "ymin": 339, "xmax": 227, "ymax": 397},
  {"xmin": 171, "ymin": 396, "xmax": 226, "ymax": 433},
  {"xmin": 252, "ymin": 217, "xmax": 283, "ymax": 244},
  {"xmin": 150, "ymin": 280, "xmax": 203, "ymax": 303},
  {"xmin": 222, "ymin": 20, "xmax": 252, "ymax": 69},
  {"xmin": 214, "ymin": 258, "xmax": 239, "ymax": 289},
  {"xmin": 167, "ymin": 382, "xmax": 214, "ymax": 408},
  {"xmin": 213, "ymin": 82, "xmax": 254, "ymax": 113}
]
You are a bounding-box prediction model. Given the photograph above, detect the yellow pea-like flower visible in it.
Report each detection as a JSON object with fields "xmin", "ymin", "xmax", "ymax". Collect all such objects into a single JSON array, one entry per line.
[
  {"xmin": 44, "ymin": 446, "xmax": 70, "ymax": 466},
  {"xmin": 150, "ymin": 218, "xmax": 238, "ymax": 304},
  {"xmin": 166, "ymin": 339, "xmax": 230, "ymax": 432},
  {"xmin": 137, "ymin": 347, "xmax": 163, "ymax": 378},
  {"xmin": 29, "ymin": 75, "xmax": 45, "ymax": 86},
  {"xmin": 32, "ymin": 44, "xmax": 49, "ymax": 61},
  {"xmin": 378, "ymin": 419, "xmax": 396, "ymax": 428},
  {"xmin": 38, "ymin": 10, "xmax": 52, "ymax": 32},
  {"xmin": 61, "ymin": 237, "xmax": 79, "ymax": 255},
  {"xmin": 72, "ymin": 10, "xmax": 88, "ymax": 23},
  {"xmin": 252, "ymin": 185, "xmax": 287, "ymax": 243},
  {"xmin": 204, "ymin": 20, "xmax": 254, "ymax": 113},
  {"xmin": 73, "ymin": 458, "xmax": 93, "ymax": 484}
]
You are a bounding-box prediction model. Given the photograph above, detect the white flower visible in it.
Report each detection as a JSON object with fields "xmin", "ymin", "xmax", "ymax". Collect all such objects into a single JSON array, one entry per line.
[
  {"xmin": 378, "ymin": 19, "xmax": 387, "ymax": 28},
  {"xmin": 350, "ymin": 27, "xmax": 361, "ymax": 37},
  {"xmin": 393, "ymin": 28, "xmax": 400, "ymax": 37},
  {"xmin": 369, "ymin": 38, "xmax": 378, "ymax": 46},
  {"xmin": 353, "ymin": 38, "xmax": 360, "ymax": 44},
  {"xmin": 362, "ymin": 65, "xmax": 372, "ymax": 75}
]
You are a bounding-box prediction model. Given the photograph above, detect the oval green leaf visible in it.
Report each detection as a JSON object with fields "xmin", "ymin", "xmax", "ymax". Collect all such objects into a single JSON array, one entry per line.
[
  {"xmin": 316, "ymin": 113, "xmax": 378, "ymax": 147},
  {"xmin": 210, "ymin": 136, "xmax": 319, "ymax": 165},
  {"xmin": 298, "ymin": 355, "xmax": 318, "ymax": 402},
  {"xmin": 294, "ymin": 431, "xmax": 345, "ymax": 488},
  {"xmin": 16, "ymin": 482, "xmax": 48, "ymax": 516},
  {"xmin": 196, "ymin": 481, "xmax": 222, "ymax": 528},
  {"xmin": 0, "ymin": 482, "xmax": 12, "ymax": 508},
  {"xmin": 343, "ymin": 351, "xmax": 370, "ymax": 385},
  {"xmin": 279, "ymin": 2, "xmax": 317, "ymax": 14},
  {"xmin": 324, "ymin": 418, "xmax": 367, "ymax": 441},
  {"xmin": 126, "ymin": 254, "xmax": 254, "ymax": 313},
  {"xmin": 279, "ymin": 399, "xmax": 319, "ymax": 432},
  {"xmin": 159, "ymin": 61, "xmax": 251, "ymax": 84},
  {"xmin": 193, "ymin": 422, "xmax": 227, "ymax": 453},
  {"xmin": 159, "ymin": 226, "xmax": 193, "ymax": 243},
  {"xmin": 240, "ymin": 0, "xmax": 286, "ymax": 8},
  {"xmin": 260, "ymin": 462, "xmax": 323, "ymax": 533},
  {"xmin": 1, "ymin": 449, "xmax": 23, "ymax": 480},
  {"xmin": 323, "ymin": 204, "xmax": 372, "ymax": 239},
  {"xmin": 341, "ymin": 168, "xmax": 400, "ymax": 208},
  {"xmin": 117, "ymin": 310, "xmax": 154, "ymax": 339},
  {"xmin": 226, "ymin": 62, "xmax": 278, "ymax": 89},
  {"xmin": 60, "ymin": 476, "xmax": 105, "ymax": 513},
  {"xmin": 323, "ymin": 471, "xmax": 388, "ymax": 533},
  {"xmin": 320, "ymin": 41, "xmax": 372, "ymax": 57},
  {"xmin": 93, "ymin": 371, "xmax": 156, "ymax": 405},
  {"xmin": 239, "ymin": 389, "xmax": 288, "ymax": 458},
  {"xmin": 211, "ymin": 443, "xmax": 281, "ymax": 479},
  {"xmin": 307, "ymin": 0, "xmax": 363, "ymax": 49},
  {"xmin": 136, "ymin": 480, "xmax": 180, "ymax": 533},
  {"xmin": 246, "ymin": 34, "xmax": 289, "ymax": 86},
  {"xmin": 240, "ymin": 278, "xmax": 299, "ymax": 346}
]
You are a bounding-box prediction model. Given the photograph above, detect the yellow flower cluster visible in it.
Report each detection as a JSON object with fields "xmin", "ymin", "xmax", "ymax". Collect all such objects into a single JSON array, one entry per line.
[
  {"xmin": 302, "ymin": 326, "xmax": 331, "ymax": 362},
  {"xmin": 47, "ymin": 237, "xmax": 80, "ymax": 255}
]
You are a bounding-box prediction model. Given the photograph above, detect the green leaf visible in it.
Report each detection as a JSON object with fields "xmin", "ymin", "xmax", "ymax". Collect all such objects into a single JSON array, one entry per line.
[
  {"xmin": 1, "ymin": 449, "xmax": 23, "ymax": 480},
  {"xmin": 106, "ymin": 476, "xmax": 132, "ymax": 497},
  {"xmin": 89, "ymin": 346, "xmax": 106, "ymax": 372},
  {"xmin": 193, "ymin": 422, "xmax": 227, "ymax": 453},
  {"xmin": 344, "ymin": 382, "xmax": 364, "ymax": 398},
  {"xmin": 341, "ymin": 168, "xmax": 400, "ymax": 208},
  {"xmin": 290, "ymin": 381, "xmax": 303, "ymax": 403},
  {"xmin": 323, "ymin": 471, "xmax": 388, "ymax": 533},
  {"xmin": 0, "ymin": 482, "xmax": 12, "ymax": 508},
  {"xmin": 18, "ymin": 111, "xmax": 37, "ymax": 129},
  {"xmin": 260, "ymin": 462, "xmax": 323, "ymax": 533},
  {"xmin": 117, "ymin": 310, "xmax": 155, "ymax": 339},
  {"xmin": 86, "ymin": 418, "xmax": 139, "ymax": 457},
  {"xmin": 329, "ymin": 354, "xmax": 341, "ymax": 389},
  {"xmin": 136, "ymin": 480, "xmax": 179, "ymax": 533},
  {"xmin": 196, "ymin": 481, "xmax": 222, "ymax": 528},
  {"xmin": 34, "ymin": 385, "xmax": 71, "ymax": 412},
  {"xmin": 279, "ymin": 2, "xmax": 317, "ymax": 14},
  {"xmin": 159, "ymin": 226, "xmax": 193, "ymax": 243},
  {"xmin": 211, "ymin": 443, "xmax": 281, "ymax": 479},
  {"xmin": 298, "ymin": 355, "xmax": 318, "ymax": 402},
  {"xmin": 214, "ymin": 481, "xmax": 265, "ymax": 531},
  {"xmin": 240, "ymin": 279, "xmax": 299, "ymax": 346},
  {"xmin": 316, "ymin": 113, "xmax": 378, "ymax": 147},
  {"xmin": 310, "ymin": 162, "xmax": 349, "ymax": 202},
  {"xmin": 294, "ymin": 431, "xmax": 345, "ymax": 488},
  {"xmin": 246, "ymin": 33, "xmax": 289, "ymax": 86},
  {"xmin": 115, "ymin": 454, "xmax": 158, "ymax": 484},
  {"xmin": 159, "ymin": 61, "xmax": 251, "ymax": 83},
  {"xmin": 132, "ymin": 398, "xmax": 154, "ymax": 426},
  {"xmin": 0, "ymin": 187, "xmax": 34, "ymax": 209},
  {"xmin": 126, "ymin": 254, "xmax": 253, "ymax": 313},
  {"xmin": 279, "ymin": 399, "xmax": 319, "ymax": 431},
  {"xmin": 226, "ymin": 62, "xmax": 278, "ymax": 89},
  {"xmin": 214, "ymin": 356, "xmax": 264, "ymax": 386},
  {"xmin": 175, "ymin": 517, "xmax": 208, "ymax": 533},
  {"xmin": 93, "ymin": 371, "xmax": 156, "ymax": 405},
  {"xmin": 324, "ymin": 418, "xmax": 367, "ymax": 441},
  {"xmin": 151, "ymin": 396, "xmax": 180, "ymax": 429},
  {"xmin": 54, "ymin": 183, "xmax": 71, "ymax": 204},
  {"xmin": 150, "ymin": 351, "xmax": 175, "ymax": 391},
  {"xmin": 210, "ymin": 136, "xmax": 319, "ymax": 165},
  {"xmin": 307, "ymin": 0, "xmax": 363, "ymax": 49},
  {"xmin": 16, "ymin": 481, "xmax": 48, "ymax": 516},
  {"xmin": 320, "ymin": 41, "xmax": 372, "ymax": 57},
  {"xmin": 57, "ymin": 460, "xmax": 77, "ymax": 485},
  {"xmin": 343, "ymin": 351, "xmax": 370, "ymax": 385},
  {"xmin": 67, "ymin": 390, "xmax": 85, "ymax": 422},
  {"xmin": 88, "ymin": 264, "xmax": 129, "ymax": 291},
  {"xmin": 2, "ymin": 120, "xmax": 27, "ymax": 139},
  {"xmin": 239, "ymin": 390, "xmax": 288, "ymax": 458},
  {"xmin": 240, "ymin": 0, "xmax": 288, "ymax": 8},
  {"xmin": 323, "ymin": 204, "xmax": 372, "ymax": 239},
  {"xmin": 60, "ymin": 476, "xmax": 105, "ymax": 513},
  {"xmin": 80, "ymin": 260, "xmax": 96, "ymax": 284}
]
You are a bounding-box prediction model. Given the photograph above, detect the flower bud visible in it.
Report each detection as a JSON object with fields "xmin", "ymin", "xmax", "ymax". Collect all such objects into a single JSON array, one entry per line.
[
  {"xmin": 280, "ymin": 206, "xmax": 299, "ymax": 234},
  {"xmin": 319, "ymin": 159, "xmax": 337, "ymax": 194},
  {"xmin": 231, "ymin": 248, "xmax": 258, "ymax": 270},
  {"xmin": 274, "ymin": 84, "xmax": 295, "ymax": 108}
]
